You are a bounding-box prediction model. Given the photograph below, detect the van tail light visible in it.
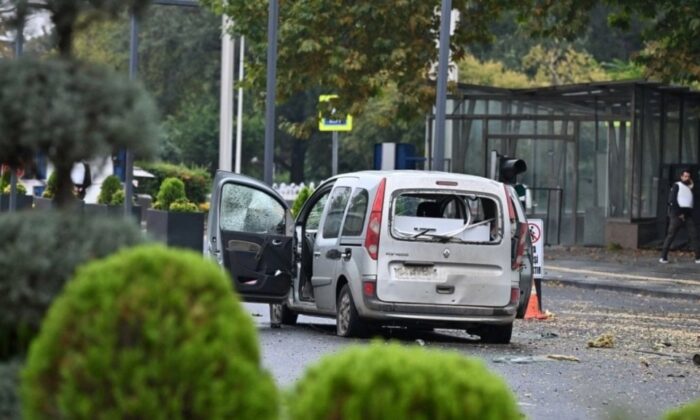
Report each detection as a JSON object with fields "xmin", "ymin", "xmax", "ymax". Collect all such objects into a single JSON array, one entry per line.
[
  {"xmin": 512, "ymin": 222, "xmax": 528, "ymax": 270},
  {"xmin": 364, "ymin": 178, "xmax": 386, "ymax": 260},
  {"xmin": 510, "ymin": 287, "xmax": 520, "ymax": 304}
]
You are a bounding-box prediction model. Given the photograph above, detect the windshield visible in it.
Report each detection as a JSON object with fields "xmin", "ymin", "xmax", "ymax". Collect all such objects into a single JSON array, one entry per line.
[{"xmin": 391, "ymin": 191, "xmax": 502, "ymax": 244}]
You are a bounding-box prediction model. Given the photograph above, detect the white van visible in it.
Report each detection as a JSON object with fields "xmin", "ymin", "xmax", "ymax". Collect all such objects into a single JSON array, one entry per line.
[{"xmin": 207, "ymin": 170, "xmax": 531, "ymax": 343}]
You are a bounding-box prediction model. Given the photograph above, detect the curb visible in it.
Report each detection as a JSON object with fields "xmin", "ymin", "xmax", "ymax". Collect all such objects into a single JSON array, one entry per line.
[{"xmin": 542, "ymin": 276, "xmax": 700, "ymax": 301}]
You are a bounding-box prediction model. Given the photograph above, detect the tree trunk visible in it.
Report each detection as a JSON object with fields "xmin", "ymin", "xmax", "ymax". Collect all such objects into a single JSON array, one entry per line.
[
  {"xmin": 290, "ymin": 137, "xmax": 307, "ymax": 184},
  {"xmin": 53, "ymin": 164, "xmax": 76, "ymax": 209}
]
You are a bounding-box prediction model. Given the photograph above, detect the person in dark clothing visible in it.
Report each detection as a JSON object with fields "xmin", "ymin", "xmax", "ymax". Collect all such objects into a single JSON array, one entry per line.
[{"xmin": 659, "ymin": 169, "xmax": 700, "ymax": 263}]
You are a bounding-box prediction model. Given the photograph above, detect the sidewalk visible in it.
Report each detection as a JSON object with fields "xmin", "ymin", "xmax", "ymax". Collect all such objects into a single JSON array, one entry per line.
[{"xmin": 542, "ymin": 246, "xmax": 700, "ymax": 300}]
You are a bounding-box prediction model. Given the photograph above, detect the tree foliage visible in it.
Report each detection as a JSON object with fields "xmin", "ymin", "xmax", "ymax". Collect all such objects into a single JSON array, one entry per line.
[
  {"xmin": 201, "ymin": 0, "xmax": 528, "ymax": 136},
  {"xmin": 0, "ymin": 57, "xmax": 159, "ymax": 206}
]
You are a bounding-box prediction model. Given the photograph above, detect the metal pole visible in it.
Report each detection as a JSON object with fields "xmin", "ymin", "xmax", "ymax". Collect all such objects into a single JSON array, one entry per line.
[
  {"xmin": 8, "ymin": 17, "xmax": 25, "ymax": 213},
  {"xmin": 332, "ymin": 131, "xmax": 339, "ymax": 176},
  {"xmin": 219, "ymin": 15, "xmax": 234, "ymax": 172},
  {"xmin": 125, "ymin": 12, "xmax": 138, "ymax": 218},
  {"xmin": 235, "ymin": 35, "xmax": 245, "ymax": 174},
  {"xmin": 433, "ymin": 0, "xmax": 452, "ymax": 172},
  {"xmin": 263, "ymin": 0, "xmax": 278, "ymax": 185}
]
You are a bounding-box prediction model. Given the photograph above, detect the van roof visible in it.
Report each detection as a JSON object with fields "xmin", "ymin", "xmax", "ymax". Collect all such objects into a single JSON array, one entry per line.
[{"xmin": 329, "ymin": 170, "xmax": 504, "ymax": 189}]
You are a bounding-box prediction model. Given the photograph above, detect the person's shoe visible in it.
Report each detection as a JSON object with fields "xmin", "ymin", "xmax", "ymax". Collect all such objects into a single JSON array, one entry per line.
[{"xmin": 659, "ymin": 258, "xmax": 669, "ymax": 264}]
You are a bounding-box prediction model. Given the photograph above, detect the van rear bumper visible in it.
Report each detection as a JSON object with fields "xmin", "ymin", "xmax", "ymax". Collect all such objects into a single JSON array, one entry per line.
[{"xmin": 361, "ymin": 294, "xmax": 517, "ymax": 325}]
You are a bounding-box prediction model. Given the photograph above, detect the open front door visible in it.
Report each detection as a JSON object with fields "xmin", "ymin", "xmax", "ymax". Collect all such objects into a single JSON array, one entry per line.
[{"xmin": 208, "ymin": 172, "xmax": 293, "ymax": 303}]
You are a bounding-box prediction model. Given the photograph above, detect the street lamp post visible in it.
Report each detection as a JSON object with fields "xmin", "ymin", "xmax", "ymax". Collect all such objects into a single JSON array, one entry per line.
[
  {"xmin": 263, "ymin": 0, "xmax": 279, "ymax": 186},
  {"xmin": 433, "ymin": 0, "xmax": 452, "ymax": 172}
]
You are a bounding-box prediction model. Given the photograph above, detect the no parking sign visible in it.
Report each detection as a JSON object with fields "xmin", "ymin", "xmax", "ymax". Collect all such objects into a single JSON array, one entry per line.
[{"xmin": 528, "ymin": 219, "xmax": 544, "ymax": 279}]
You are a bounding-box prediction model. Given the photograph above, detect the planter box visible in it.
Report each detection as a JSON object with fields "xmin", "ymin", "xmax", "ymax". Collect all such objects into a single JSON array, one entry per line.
[
  {"xmin": 0, "ymin": 194, "xmax": 34, "ymax": 212},
  {"xmin": 146, "ymin": 209, "xmax": 204, "ymax": 252},
  {"xmin": 33, "ymin": 196, "xmax": 54, "ymax": 210},
  {"xmin": 84, "ymin": 203, "xmax": 142, "ymax": 222}
]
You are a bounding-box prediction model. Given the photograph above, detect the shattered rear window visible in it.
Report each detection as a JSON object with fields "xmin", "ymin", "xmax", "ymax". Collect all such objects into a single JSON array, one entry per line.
[{"xmin": 391, "ymin": 191, "xmax": 502, "ymax": 244}]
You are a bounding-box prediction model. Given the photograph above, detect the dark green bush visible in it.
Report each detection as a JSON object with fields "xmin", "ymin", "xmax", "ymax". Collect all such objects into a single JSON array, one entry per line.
[
  {"xmin": 137, "ymin": 161, "xmax": 211, "ymax": 204},
  {"xmin": 291, "ymin": 186, "xmax": 313, "ymax": 217},
  {"xmin": 98, "ymin": 175, "xmax": 122, "ymax": 204},
  {"xmin": 22, "ymin": 245, "xmax": 278, "ymax": 420},
  {"xmin": 0, "ymin": 359, "xmax": 21, "ymax": 420},
  {"xmin": 2, "ymin": 183, "xmax": 27, "ymax": 195},
  {"xmin": 169, "ymin": 198, "xmax": 199, "ymax": 213},
  {"xmin": 0, "ymin": 211, "xmax": 146, "ymax": 358},
  {"xmin": 288, "ymin": 343, "xmax": 520, "ymax": 420},
  {"xmin": 155, "ymin": 177, "xmax": 186, "ymax": 210},
  {"xmin": 665, "ymin": 399, "xmax": 700, "ymax": 420},
  {"xmin": 41, "ymin": 172, "xmax": 58, "ymax": 198}
]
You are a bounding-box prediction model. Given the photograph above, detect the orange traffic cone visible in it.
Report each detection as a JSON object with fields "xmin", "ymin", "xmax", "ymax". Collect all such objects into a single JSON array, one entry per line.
[{"xmin": 524, "ymin": 279, "xmax": 548, "ymax": 320}]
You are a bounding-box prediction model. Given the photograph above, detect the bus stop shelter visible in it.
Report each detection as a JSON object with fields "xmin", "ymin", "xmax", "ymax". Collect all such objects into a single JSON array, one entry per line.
[{"xmin": 429, "ymin": 81, "xmax": 700, "ymax": 247}]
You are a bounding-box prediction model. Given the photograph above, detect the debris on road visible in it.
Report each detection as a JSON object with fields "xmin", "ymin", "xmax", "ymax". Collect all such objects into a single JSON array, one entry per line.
[
  {"xmin": 541, "ymin": 332, "xmax": 559, "ymax": 339},
  {"xmin": 588, "ymin": 333, "xmax": 614, "ymax": 348},
  {"xmin": 693, "ymin": 354, "xmax": 700, "ymax": 366},
  {"xmin": 493, "ymin": 354, "xmax": 580, "ymax": 364},
  {"xmin": 640, "ymin": 357, "xmax": 650, "ymax": 368}
]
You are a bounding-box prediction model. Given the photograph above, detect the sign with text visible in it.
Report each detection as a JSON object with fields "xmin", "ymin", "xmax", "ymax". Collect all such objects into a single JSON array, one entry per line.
[
  {"xmin": 528, "ymin": 219, "xmax": 544, "ymax": 279},
  {"xmin": 318, "ymin": 94, "xmax": 353, "ymax": 132}
]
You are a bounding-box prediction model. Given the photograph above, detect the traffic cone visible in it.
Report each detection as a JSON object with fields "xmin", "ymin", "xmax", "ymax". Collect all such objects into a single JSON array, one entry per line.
[{"xmin": 524, "ymin": 278, "xmax": 549, "ymax": 320}]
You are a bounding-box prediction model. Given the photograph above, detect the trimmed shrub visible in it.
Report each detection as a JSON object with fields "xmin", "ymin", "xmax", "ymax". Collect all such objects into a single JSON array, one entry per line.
[
  {"xmin": 665, "ymin": 399, "xmax": 700, "ymax": 420},
  {"xmin": 137, "ymin": 161, "xmax": 211, "ymax": 204},
  {"xmin": 0, "ymin": 359, "xmax": 21, "ymax": 420},
  {"xmin": 291, "ymin": 186, "xmax": 313, "ymax": 218},
  {"xmin": 288, "ymin": 343, "xmax": 520, "ymax": 420},
  {"xmin": 169, "ymin": 198, "xmax": 199, "ymax": 213},
  {"xmin": 2, "ymin": 183, "xmax": 27, "ymax": 195},
  {"xmin": 155, "ymin": 177, "xmax": 186, "ymax": 210},
  {"xmin": 0, "ymin": 211, "xmax": 146, "ymax": 358},
  {"xmin": 22, "ymin": 245, "xmax": 278, "ymax": 420},
  {"xmin": 98, "ymin": 175, "xmax": 122, "ymax": 204},
  {"xmin": 41, "ymin": 172, "xmax": 58, "ymax": 198}
]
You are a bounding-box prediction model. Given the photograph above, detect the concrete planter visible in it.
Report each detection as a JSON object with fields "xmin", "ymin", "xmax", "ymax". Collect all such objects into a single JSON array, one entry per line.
[
  {"xmin": 32, "ymin": 196, "xmax": 54, "ymax": 210},
  {"xmin": 84, "ymin": 203, "xmax": 142, "ymax": 222},
  {"xmin": 146, "ymin": 209, "xmax": 204, "ymax": 252},
  {"xmin": 0, "ymin": 194, "xmax": 34, "ymax": 212}
]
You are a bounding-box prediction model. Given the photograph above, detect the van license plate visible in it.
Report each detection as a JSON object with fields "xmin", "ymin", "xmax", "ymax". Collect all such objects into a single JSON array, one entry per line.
[{"xmin": 394, "ymin": 266, "xmax": 437, "ymax": 280}]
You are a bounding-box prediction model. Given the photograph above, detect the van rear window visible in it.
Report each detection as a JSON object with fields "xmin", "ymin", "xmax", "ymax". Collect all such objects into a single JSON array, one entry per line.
[{"xmin": 391, "ymin": 192, "xmax": 502, "ymax": 244}]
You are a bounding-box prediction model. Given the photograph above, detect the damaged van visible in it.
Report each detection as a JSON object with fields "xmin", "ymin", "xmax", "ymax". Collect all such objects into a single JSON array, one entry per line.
[{"xmin": 207, "ymin": 170, "xmax": 531, "ymax": 343}]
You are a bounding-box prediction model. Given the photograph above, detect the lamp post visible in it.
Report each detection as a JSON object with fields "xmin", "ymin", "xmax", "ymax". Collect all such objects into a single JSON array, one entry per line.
[
  {"xmin": 263, "ymin": 0, "xmax": 279, "ymax": 186},
  {"xmin": 433, "ymin": 0, "xmax": 452, "ymax": 172}
]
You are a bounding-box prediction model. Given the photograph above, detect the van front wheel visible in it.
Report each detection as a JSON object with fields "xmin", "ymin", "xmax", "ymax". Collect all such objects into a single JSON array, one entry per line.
[
  {"xmin": 336, "ymin": 285, "xmax": 366, "ymax": 338},
  {"xmin": 477, "ymin": 323, "xmax": 513, "ymax": 344}
]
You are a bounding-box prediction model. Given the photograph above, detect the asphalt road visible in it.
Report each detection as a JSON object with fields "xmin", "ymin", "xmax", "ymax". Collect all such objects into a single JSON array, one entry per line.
[{"xmin": 244, "ymin": 284, "xmax": 700, "ymax": 420}]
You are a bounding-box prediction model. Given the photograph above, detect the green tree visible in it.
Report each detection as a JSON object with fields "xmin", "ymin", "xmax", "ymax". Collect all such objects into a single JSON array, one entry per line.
[{"xmin": 201, "ymin": 0, "xmax": 525, "ymax": 136}]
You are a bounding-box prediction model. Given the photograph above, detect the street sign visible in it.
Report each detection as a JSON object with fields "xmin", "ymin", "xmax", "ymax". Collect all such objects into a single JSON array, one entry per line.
[
  {"xmin": 528, "ymin": 219, "xmax": 544, "ymax": 279},
  {"xmin": 319, "ymin": 94, "xmax": 353, "ymax": 132}
]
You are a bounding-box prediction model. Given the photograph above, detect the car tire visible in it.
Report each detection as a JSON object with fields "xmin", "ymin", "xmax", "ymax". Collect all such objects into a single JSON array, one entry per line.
[
  {"xmin": 478, "ymin": 323, "xmax": 513, "ymax": 344},
  {"xmin": 269, "ymin": 303, "xmax": 298, "ymax": 328},
  {"xmin": 516, "ymin": 273, "xmax": 533, "ymax": 319},
  {"xmin": 336, "ymin": 284, "xmax": 366, "ymax": 338}
]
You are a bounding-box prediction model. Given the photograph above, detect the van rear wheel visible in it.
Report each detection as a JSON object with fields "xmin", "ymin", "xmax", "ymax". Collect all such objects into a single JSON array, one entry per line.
[
  {"xmin": 336, "ymin": 285, "xmax": 366, "ymax": 337},
  {"xmin": 270, "ymin": 303, "xmax": 298, "ymax": 328},
  {"xmin": 476, "ymin": 323, "xmax": 513, "ymax": 344}
]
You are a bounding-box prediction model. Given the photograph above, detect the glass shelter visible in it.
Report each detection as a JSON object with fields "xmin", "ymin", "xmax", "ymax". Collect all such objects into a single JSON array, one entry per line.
[{"xmin": 428, "ymin": 81, "xmax": 700, "ymax": 247}]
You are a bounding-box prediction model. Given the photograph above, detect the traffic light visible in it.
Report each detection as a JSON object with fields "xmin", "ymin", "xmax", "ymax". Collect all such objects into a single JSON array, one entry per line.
[{"xmin": 499, "ymin": 156, "xmax": 527, "ymax": 184}]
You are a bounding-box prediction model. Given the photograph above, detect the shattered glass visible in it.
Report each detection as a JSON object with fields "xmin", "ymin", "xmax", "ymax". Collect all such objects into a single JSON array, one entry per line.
[{"xmin": 220, "ymin": 184, "xmax": 285, "ymax": 234}]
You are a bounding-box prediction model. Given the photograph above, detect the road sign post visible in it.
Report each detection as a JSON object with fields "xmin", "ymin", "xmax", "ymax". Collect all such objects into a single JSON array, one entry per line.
[{"xmin": 319, "ymin": 95, "xmax": 352, "ymax": 176}]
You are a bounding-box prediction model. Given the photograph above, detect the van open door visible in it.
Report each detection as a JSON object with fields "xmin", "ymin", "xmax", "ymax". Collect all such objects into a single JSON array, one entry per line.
[{"xmin": 207, "ymin": 171, "xmax": 294, "ymax": 303}]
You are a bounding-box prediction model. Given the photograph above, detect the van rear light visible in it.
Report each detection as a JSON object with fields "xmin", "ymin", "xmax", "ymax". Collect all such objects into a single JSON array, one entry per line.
[
  {"xmin": 363, "ymin": 281, "xmax": 376, "ymax": 297},
  {"xmin": 510, "ymin": 287, "xmax": 520, "ymax": 304},
  {"xmin": 364, "ymin": 178, "xmax": 386, "ymax": 260}
]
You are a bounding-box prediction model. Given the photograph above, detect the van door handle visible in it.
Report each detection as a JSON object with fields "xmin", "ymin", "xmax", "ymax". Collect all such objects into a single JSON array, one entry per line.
[
  {"xmin": 313, "ymin": 251, "xmax": 321, "ymax": 258},
  {"xmin": 341, "ymin": 248, "xmax": 352, "ymax": 261},
  {"xmin": 436, "ymin": 285, "xmax": 455, "ymax": 294},
  {"xmin": 271, "ymin": 239, "xmax": 283, "ymax": 246}
]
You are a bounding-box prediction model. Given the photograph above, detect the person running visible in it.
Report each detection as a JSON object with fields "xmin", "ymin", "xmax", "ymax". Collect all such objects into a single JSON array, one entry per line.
[{"xmin": 659, "ymin": 169, "xmax": 700, "ymax": 264}]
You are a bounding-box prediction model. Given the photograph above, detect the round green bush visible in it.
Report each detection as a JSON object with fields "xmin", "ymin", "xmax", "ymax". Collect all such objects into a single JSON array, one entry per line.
[
  {"xmin": 156, "ymin": 177, "xmax": 186, "ymax": 210},
  {"xmin": 41, "ymin": 172, "xmax": 58, "ymax": 198},
  {"xmin": 0, "ymin": 211, "xmax": 146, "ymax": 358},
  {"xmin": 288, "ymin": 343, "xmax": 520, "ymax": 420},
  {"xmin": 98, "ymin": 175, "xmax": 122, "ymax": 204},
  {"xmin": 291, "ymin": 186, "xmax": 313, "ymax": 218},
  {"xmin": 2, "ymin": 183, "xmax": 27, "ymax": 195},
  {"xmin": 169, "ymin": 198, "xmax": 199, "ymax": 213},
  {"xmin": 665, "ymin": 399, "xmax": 700, "ymax": 420},
  {"xmin": 22, "ymin": 245, "xmax": 278, "ymax": 420},
  {"xmin": 136, "ymin": 162, "xmax": 211, "ymax": 204}
]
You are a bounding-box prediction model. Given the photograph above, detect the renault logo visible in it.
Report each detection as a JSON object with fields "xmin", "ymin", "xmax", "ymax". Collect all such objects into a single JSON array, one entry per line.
[{"xmin": 443, "ymin": 249, "xmax": 450, "ymax": 258}]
